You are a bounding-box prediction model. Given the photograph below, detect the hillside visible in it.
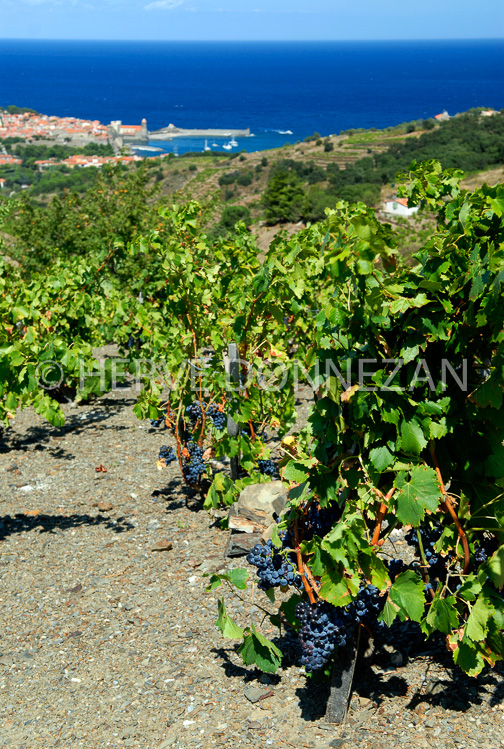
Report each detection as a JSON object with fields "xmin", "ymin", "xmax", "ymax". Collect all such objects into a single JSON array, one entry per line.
[
  {"xmin": 2, "ymin": 108, "xmax": 504, "ymax": 265},
  {"xmin": 141, "ymin": 109, "xmax": 504, "ymax": 253}
]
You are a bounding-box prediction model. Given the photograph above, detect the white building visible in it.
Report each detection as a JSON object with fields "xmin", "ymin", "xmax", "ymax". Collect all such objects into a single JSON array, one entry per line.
[{"xmin": 382, "ymin": 197, "xmax": 419, "ymax": 218}]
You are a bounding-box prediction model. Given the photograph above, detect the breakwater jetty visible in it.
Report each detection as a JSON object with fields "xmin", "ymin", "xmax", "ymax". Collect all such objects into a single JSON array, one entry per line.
[{"xmin": 149, "ymin": 123, "xmax": 251, "ymax": 140}]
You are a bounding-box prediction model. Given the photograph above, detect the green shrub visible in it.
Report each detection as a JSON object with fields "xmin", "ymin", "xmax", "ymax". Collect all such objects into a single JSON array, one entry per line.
[{"xmin": 236, "ymin": 171, "xmax": 253, "ymax": 187}]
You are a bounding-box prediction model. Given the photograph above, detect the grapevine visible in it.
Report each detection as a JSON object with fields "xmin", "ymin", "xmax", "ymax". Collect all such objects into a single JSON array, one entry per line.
[{"xmin": 213, "ymin": 164, "xmax": 504, "ymax": 681}]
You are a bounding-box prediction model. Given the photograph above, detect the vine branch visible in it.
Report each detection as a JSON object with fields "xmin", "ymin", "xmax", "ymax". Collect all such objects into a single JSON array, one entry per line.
[{"xmin": 430, "ymin": 442, "xmax": 470, "ymax": 574}]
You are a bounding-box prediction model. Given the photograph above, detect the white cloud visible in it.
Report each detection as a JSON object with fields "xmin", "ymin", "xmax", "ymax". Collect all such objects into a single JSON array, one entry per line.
[{"xmin": 144, "ymin": 0, "xmax": 185, "ymax": 9}]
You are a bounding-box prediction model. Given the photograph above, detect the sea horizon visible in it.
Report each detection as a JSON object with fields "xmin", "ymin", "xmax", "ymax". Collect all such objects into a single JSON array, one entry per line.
[{"xmin": 1, "ymin": 38, "xmax": 503, "ymax": 154}]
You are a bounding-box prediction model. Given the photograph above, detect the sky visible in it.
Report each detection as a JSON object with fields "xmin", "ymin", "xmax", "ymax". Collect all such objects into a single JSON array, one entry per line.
[{"xmin": 0, "ymin": 0, "xmax": 503, "ymax": 41}]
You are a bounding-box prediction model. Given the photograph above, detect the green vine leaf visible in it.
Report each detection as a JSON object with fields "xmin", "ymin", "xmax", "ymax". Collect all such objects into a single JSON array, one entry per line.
[
  {"xmin": 426, "ymin": 591, "xmax": 459, "ymax": 634},
  {"xmin": 369, "ymin": 445, "xmax": 395, "ymax": 473},
  {"xmin": 465, "ymin": 596, "xmax": 493, "ymax": 642},
  {"xmin": 394, "ymin": 466, "xmax": 442, "ymax": 526},
  {"xmin": 207, "ymin": 569, "xmax": 249, "ymax": 591},
  {"xmin": 238, "ymin": 625, "xmax": 283, "ymax": 673},
  {"xmin": 452, "ymin": 639, "xmax": 486, "ymax": 677},
  {"xmin": 486, "ymin": 546, "xmax": 504, "ymax": 590},
  {"xmin": 216, "ymin": 599, "xmax": 244, "ymax": 639},
  {"xmin": 388, "ymin": 570, "xmax": 425, "ymax": 622},
  {"xmin": 399, "ymin": 419, "xmax": 428, "ymax": 455}
]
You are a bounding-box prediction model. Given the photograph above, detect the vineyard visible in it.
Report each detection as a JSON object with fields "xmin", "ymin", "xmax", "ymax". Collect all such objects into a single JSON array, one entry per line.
[{"xmin": 1, "ymin": 159, "xmax": 504, "ymax": 747}]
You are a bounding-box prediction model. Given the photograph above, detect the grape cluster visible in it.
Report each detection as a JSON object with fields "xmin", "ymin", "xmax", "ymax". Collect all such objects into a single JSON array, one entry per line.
[
  {"xmin": 150, "ymin": 417, "xmax": 165, "ymax": 428},
  {"xmin": 257, "ymin": 459, "xmax": 278, "ymax": 477},
  {"xmin": 304, "ymin": 501, "xmax": 342, "ymax": 540},
  {"xmin": 186, "ymin": 401, "xmax": 203, "ymax": 424},
  {"xmin": 247, "ymin": 539, "xmax": 302, "ymax": 591},
  {"xmin": 474, "ymin": 545, "xmax": 489, "ymax": 565},
  {"xmin": 182, "ymin": 441, "xmax": 206, "ymax": 486},
  {"xmin": 296, "ymin": 600, "xmax": 352, "ymax": 672},
  {"xmin": 185, "ymin": 401, "xmax": 226, "ymax": 430},
  {"xmin": 473, "ymin": 535, "xmax": 498, "ymax": 565},
  {"xmin": 349, "ymin": 583, "xmax": 385, "ymax": 628},
  {"xmin": 158, "ymin": 445, "xmax": 177, "ymax": 464},
  {"xmin": 386, "ymin": 558, "xmax": 407, "ymax": 582},
  {"xmin": 207, "ymin": 403, "xmax": 226, "ymax": 430},
  {"xmin": 405, "ymin": 525, "xmax": 447, "ymax": 579}
]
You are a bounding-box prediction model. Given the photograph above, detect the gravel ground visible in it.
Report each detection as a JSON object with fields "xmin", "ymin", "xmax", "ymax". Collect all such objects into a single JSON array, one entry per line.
[{"xmin": 1, "ymin": 384, "xmax": 504, "ymax": 749}]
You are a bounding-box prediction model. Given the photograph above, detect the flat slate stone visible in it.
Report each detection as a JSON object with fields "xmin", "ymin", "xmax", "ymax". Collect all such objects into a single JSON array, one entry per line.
[{"xmin": 235, "ymin": 481, "xmax": 287, "ymax": 525}]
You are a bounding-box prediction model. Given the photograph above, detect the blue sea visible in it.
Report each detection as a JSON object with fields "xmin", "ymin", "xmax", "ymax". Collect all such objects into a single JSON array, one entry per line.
[{"xmin": 0, "ymin": 39, "xmax": 503, "ymax": 155}]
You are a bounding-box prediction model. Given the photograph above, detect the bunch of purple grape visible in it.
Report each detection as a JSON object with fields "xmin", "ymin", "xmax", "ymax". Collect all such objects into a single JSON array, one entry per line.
[
  {"xmin": 207, "ymin": 403, "xmax": 226, "ymax": 430},
  {"xmin": 304, "ymin": 500, "xmax": 342, "ymax": 540},
  {"xmin": 186, "ymin": 401, "xmax": 204, "ymax": 424},
  {"xmin": 473, "ymin": 535, "xmax": 498, "ymax": 565},
  {"xmin": 405, "ymin": 525, "xmax": 447, "ymax": 580},
  {"xmin": 247, "ymin": 539, "xmax": 302, "ymax": 591},
  {"xmin": 295, "ymin": 599, "xmax": 353, "ymax": 672},
  {"xmin": 158, "ymin": 445, "xmax": 177, "ymax": 464},
  {"xmin": 257, "ymin": 459, "xmax": 278, "ymax": 477},
  {"xmin": 349, "ymin": 583, "xmax": 385, "ymax": 628},
  {"xmin": 386, "ymin": 558, "xmax": 407, "ymax": 582},
  {"xmin": 182, "ymin": 440, "xmax": 206, "ymax": 486},
  {"xmin": 186, "ymin": 400, "xmax": 226, "ymax": 431}
]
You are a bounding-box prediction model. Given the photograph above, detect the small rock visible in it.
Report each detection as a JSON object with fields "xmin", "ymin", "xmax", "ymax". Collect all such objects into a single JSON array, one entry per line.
[
  {"xmin": 425, "ymin": 680, "xmax": 446, "ymax": 697},
  {"xmin": 97, "ymin": 501, "xmax": 114, "ymax": 512},
  {"xmin": 244, "ymin": 685, "xmax": 271, "ymax": 704},
  {"xmin": 198, "ymin": 557, "xmax": 222, "ymax": 573},
  {"xmin": 248, "ymin": 720, "xmax": 262, "ymax": 730},
  {"xmin": 195, "ymin": 668, "xmax": 213, "ymax": 680},
  {"xmin": 146, "ymin": 519, "xmax": 161, "ymax": 531},
  {"xmin": 225, "ymin": 533, "xmax": 264, "ymax": 558},
  {"xmin": 151, "ymin": 539, "xmax": 173, "ymax": 552}
]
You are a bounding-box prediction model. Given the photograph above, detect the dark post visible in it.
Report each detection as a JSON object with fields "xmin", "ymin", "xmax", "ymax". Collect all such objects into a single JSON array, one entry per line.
[
  {"xmin": 227, "ymin": 342, "xmax": 240, "ymax": 481},
  {"xmin": 325, "ymin": 627, "xmax": 360, "ymax": 724}
]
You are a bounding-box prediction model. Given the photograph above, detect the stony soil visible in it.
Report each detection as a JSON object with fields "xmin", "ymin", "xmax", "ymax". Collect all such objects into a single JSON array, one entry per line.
[{"xmin": 1, "ymin": 385, "xmax": 504, "ymax": 749}]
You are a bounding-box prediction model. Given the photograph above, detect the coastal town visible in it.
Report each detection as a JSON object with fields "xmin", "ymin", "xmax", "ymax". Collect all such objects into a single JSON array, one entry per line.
[
  {"xmin": 0, "ymin": 109, "xmax": 147, "ymax": 184},
  {"xmin": 0, "ymin": 109, "xmax": 109, "ymax": 143}
]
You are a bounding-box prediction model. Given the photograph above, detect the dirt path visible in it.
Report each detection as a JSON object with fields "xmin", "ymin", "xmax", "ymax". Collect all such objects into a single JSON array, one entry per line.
[{"xmin": 1, "ymin": 387, "xmax": 504, "ymax": 749}]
